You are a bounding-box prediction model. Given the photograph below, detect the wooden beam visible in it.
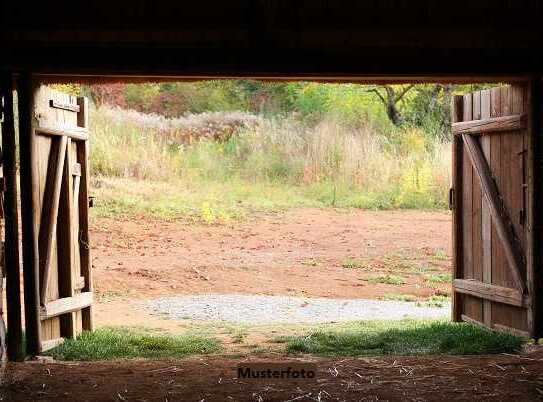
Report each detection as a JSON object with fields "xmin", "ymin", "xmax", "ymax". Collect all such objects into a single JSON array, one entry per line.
[
  {"xmin": 36, "ymin": 125, "xmax": 89, "ymax": 141},
  {"xmin": 451, "ymin": 94, "xmax": 464, "ymax": 322},
  {"xmin": 18, "ymin": 73, "xmax": 42, "ymax": 355},
  {"xmin": 49, "ymin": 99, "xmax": 80, "ymax": 112},
  {"xmin": 461, "ymin": 314, "xmax": 530, "ymax": 337},
  {"xmin": 38, "ymin": 135, "xmax": 68, "ymax": 305},
  {"xmin": 1, "ymin": 73, "xmax": 24, "ymax": 361},
  {"xmin": 454, "ymin": 279, "xmax": 528, "ymax": 307},
  {"xmin": 460, "ymin": 314, "xmax": 486, "ymax": 329},
  {"xmin": 40, "ymin": 337, "xmax": 64, "ymax": 352},
  {"xmin": 461, "ymin": 133, "xmax": 526, "ymax": 294},
  {"xmin": 492, "ymin": 323, "xmax": 530, "ymax": 338},
  {"xmin": 40, "ymin": 292, "xmax": 93, "ymax": 320},
  {"xmin": 452, "ymin": 114, "xmax": 526, "ymax": 135},
  {"xmin": 480, "ymin": 89, "xmax": 492, "ymax": 327}
]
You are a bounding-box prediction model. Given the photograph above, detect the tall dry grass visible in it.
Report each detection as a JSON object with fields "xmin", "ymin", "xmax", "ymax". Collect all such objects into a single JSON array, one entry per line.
[{"xmin": 90, "ymin": 105, "xmax": 451, "ymax": 214}]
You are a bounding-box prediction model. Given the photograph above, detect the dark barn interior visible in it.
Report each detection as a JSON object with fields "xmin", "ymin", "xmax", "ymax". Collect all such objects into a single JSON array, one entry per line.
[{"xmin": 2, "ymin": 1, "xmax": 543, "ymax": 400}]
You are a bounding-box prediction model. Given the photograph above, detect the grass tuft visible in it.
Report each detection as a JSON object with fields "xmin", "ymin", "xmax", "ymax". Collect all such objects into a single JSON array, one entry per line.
[
  {"xmin": 45, "ymin": 327, "xmax": 221, "ymax": 361},
  {"xmin": 341, "ymin": 258, "xmax": 368, "ymax": 269},
  {"xmin": 367, "ymin": 275, "xmax": 405, "ymax": 285},
  {"xmin": 424, "ymin": 273, "xmax": 452, "ymax": 284},
  {"xmin": 275, "ymin": 320, "xmax": 524, "ymax": 356},
  {"xmin": 417, "ymin": 295, "xmax": 451, "ymax": 308}
]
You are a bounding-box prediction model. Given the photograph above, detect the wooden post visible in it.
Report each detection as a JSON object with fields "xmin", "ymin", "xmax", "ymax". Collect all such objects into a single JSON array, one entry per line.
[
  {"xmin": 77, "ymin": 96, "xmax": 94, "ymax": 331},
  {"xmin": 1, "ymin": 73, "xmax": 24, "ymax": 361},
  {"xmin": 17, "ymin": 73, "xmax": 41, "ymax": 355},
  {"xmin": 528, "ymin": 78, "xmax": 543, "ymax": 339},
  {"xmin": 451, "ymin": 95, "xmax": 464, "ymax": 322}
]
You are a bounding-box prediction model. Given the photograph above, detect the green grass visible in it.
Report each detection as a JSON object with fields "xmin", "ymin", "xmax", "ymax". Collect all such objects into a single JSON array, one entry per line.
[
  {"xmin": 432, "ymin": 248, "xmax": 449, "ymax": 261},
  {"xmin": 274, "ymin": 320, "xmax": 524, "ymax": 356},
  {"xmin": 366, "ymin": 275, "xmax": 406, "ymax": 285},
  {"xmin": 45, "ymin": 327, "xmax": 221, "ymax": 361},
  {"xmin": 417, "ymin": 295, "xmax": 451, "ymax": 308},
  {"xmin": 424, "ymin": 273, "xmax": 452, "ymax": 284},
  {"xmin": 341, "ymin": 258, "xmax": 368, "ymax": 269}
]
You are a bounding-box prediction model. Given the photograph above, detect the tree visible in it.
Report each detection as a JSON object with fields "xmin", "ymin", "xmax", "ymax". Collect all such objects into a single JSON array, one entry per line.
[{"xmin": 368, "ymin": 85, "xmax": 414, "ymax": 126}]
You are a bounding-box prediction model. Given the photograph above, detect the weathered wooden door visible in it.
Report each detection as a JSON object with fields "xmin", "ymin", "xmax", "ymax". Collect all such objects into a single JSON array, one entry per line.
[
  {"xmin": 19, "ymin": 82, "xmax": 93, "ymax": 354},
  {"xmin": 451, "ymin": 84, "xmax": 537, "ymax": 337}
]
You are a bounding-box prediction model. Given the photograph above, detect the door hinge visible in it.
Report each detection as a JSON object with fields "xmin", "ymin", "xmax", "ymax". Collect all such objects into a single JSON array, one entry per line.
[
  {"xmin": 88, "ymin": 196, "xmax": 95, "ymax": 208},
  {"xmin": 449, "ymin": 188, "xmax": 455, "ymax": 211}
]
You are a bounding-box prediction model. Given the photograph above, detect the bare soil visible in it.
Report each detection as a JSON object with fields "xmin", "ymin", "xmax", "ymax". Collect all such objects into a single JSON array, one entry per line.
[
  {"xmin": 4, "ymin": 349, "xmax": 543, "ymax": 401},
  {"xmin": 91, "ymin": 209, "xmax": 452, "ymax": 330}
]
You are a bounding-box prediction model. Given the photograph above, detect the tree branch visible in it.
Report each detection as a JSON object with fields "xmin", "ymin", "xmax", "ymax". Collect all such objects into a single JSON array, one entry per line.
[
  {"xmin": 394, "ymin": 84, "xmax": 415, "ymax": 103},
  {"xmin": 368, "ymin": 88, "xmax": 387, "ymax": 105}
]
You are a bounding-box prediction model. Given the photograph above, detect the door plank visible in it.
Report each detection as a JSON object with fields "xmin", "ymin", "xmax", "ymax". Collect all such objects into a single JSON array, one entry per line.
[
  {"xmin": 480, "ymin": 89, "xmax": 492, "ymax": 326},
  {"xmin": 471, "ymin": 90, "xmax": 484, "ymax": 322},
  {"xmin": 451, "ymin": 95, "xmax": 464, "ymax": 322},
  {"xmin": 461, "ymin": 93, "xmax": 481, "ymax": 320},
  {"xmin": 58, "ymin": 137, "xmax": 76, "ymax": 337}
]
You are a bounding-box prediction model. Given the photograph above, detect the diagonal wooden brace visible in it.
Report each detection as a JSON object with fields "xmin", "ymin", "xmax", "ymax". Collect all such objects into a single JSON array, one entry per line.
[
  {"xmin": 462, "ymin": 133, "xmax": 525, "ymax": 294},
  {"xmin": 38, "ymin": 135, "xmax": 68, "ymax": 305}
]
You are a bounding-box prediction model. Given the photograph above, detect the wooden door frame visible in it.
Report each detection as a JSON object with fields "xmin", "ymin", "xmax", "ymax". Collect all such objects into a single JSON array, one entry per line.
[
  {"xmin": 0, "ymin": 72, "xmax": 24, "ymax": 361},
  {"xmin": 528, "ymin": 78, "xmax": 543, "ymax": 339},
  {"xmin": 8, "ymin": 73, "xmax": 543, "ymax": 359},
  {"xmin": 17, "ymin": 73, "xmax": 42, "ymax": 355}
]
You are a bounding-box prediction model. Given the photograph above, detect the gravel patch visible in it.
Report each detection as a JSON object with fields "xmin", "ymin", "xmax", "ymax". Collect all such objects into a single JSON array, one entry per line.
[{"xmin": 145, "ymin": 294, "xmax": 450, "ymax": 324}]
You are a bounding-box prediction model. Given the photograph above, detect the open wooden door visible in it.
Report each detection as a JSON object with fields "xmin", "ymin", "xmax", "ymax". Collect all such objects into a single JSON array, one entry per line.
[
  {"xmin": 18, "ymin": 80, "xmax": 93, "ymax": 354},
  {"xmin": 451, "ymin": 84, "xmax": 537, "ymax": 337}
]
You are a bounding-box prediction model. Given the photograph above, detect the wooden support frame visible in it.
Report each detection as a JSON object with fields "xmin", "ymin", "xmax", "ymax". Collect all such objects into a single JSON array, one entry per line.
[
  {"xmin": 452, "ymin": 114, "xmax": 526, "ymax": 135},
  {"xmin": 40, "ymin": 337, "xmax": 64, "ymax": 352},
  {"xmin": 36, "ymin": 125, "xmax": 89, "ymax": 141},
  {"xmin": 38, "ymin": 135, "xmax": 68, "ymax": 305},
  {"xmin": 40, "ymin": 292, "xmax": 93, "ymax": 320},
  {"xmin": 1, "ymin": 73, "xmax": 24, "ymax": 361},
  {"xmin": 453, "ymin": 279, "xmax": 528, "ymax": 308},
  {"xmin": 461, "ymin": 133, "xmax": 525, "ymax": 293}
]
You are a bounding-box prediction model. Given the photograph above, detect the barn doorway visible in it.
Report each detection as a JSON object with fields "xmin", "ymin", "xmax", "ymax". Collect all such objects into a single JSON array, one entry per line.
[{"xmin": 1, "ymin": 77, "xmax": 538, "ymax": 360}]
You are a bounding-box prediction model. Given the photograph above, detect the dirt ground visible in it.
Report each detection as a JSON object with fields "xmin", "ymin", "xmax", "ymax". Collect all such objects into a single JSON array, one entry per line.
[
  {"xmin": 4, "ymin": 349, "xmax": 543, "ymax": 401},
  {"xmin": 91, "ymin": 209, "xmax": 452, "ymax": 330}
]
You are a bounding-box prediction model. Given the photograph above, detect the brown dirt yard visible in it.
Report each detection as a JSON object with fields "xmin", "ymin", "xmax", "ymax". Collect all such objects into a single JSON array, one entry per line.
[{"xmin": 91, "ymin": 209, "xmax": 452, "ymax": 331}]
